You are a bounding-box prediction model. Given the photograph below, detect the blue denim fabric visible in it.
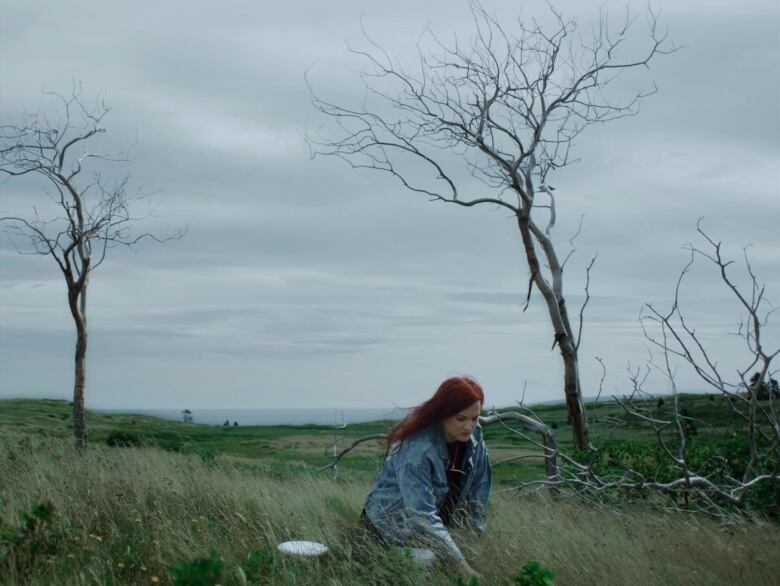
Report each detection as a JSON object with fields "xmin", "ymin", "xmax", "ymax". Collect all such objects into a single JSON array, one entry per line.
[{"xmin": 363, "ymin": 423, "xmax": 491, "ymax": 562}]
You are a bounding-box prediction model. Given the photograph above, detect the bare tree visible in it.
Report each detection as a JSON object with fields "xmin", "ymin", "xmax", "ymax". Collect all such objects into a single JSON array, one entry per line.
[
  {"xmin": 632, "ymin": 222, "xmax": 780, "ymax": 513},
  {"xmin": 498, "ymin": 225, "xmax": 779, "ymax": 519},
  {"xmin": 0, "ymin": 89, "xmax": 181, "ymax": 449},
  {"xmin": 309, "ymin": 1, "xmax": 675, "ymax": 449}
]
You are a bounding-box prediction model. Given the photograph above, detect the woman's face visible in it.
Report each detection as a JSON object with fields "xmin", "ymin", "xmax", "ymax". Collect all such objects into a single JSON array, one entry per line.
[{"xmin": 442, "ymin": 400, "xmax": 482, "ymax": 443}]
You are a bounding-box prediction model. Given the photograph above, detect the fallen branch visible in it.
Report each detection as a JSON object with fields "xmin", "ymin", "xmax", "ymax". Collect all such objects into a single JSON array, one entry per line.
[
  {"xmin": 317, "ymin": 434, "xmax": 387, "ymax": 474},
  {"xmin": 316, "ymin": 412, "xmax": 560, "ymax": 484}
]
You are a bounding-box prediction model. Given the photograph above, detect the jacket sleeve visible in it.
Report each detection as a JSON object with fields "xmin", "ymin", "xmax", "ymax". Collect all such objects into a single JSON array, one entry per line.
[
  {"xmin": 466, "ymin": 442, "xmax": 491, "ymax": 534},
  {"xmin": 396, "ymin": 458, "xmax": 465, "ymax": 562}
]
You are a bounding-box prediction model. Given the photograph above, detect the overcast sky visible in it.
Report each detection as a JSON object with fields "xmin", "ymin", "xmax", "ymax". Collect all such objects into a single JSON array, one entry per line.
[{"xmin": 1, "ymin": 0, "xmax": 778, "ymax": 410}]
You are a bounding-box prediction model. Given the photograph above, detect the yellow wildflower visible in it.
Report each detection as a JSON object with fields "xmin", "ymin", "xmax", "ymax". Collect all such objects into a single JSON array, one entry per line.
[
  {"xmin": 118, "ymin": 562, "xmax": 125, "ymax": 568},
  {"xmin": 151, "ymin": 577, "xmax": 160, "ymax": 583}
]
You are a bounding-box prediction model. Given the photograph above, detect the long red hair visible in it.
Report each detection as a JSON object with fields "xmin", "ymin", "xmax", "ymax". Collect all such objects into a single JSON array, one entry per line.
[{"xmin": 389, "ymin": 376, "xmax": 485, "ymax": 445}]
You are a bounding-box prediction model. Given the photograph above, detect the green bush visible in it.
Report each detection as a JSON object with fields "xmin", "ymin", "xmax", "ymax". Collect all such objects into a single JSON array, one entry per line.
[
  {"xmin": 584, "ymin": 433, "xmax": 780, "ymax": 517},
  {"xmin": 0, "ymin": 501, "xmax": 58, "ymax": 576},
  {"xmin": 168, "ymin": 550, "xmax": 226, "ymax": 586},
  {"xmin": 513, "ymin": 559, "xmax": 555, "ymax": 586},
  {"xmin": 105, "ymin": 430, "xmax": 143, "ymax": 447}
]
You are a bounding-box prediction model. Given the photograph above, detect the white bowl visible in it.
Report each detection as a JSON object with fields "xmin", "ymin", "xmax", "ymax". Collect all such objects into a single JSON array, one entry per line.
[{"xmin": 277, "ymin": 540, "xmax": 329, "ymax": 557}]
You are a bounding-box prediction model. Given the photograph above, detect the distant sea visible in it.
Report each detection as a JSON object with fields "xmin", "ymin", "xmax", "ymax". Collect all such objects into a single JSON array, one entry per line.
[{"xmin": 95, "ymin": 407, "xmax": 410, "ymax": 427}]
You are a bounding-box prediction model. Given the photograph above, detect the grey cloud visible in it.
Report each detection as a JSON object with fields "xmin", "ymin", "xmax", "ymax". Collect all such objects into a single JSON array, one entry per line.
[{"xmin": 1, "ymin": 0, "xmax": 777, "ymax": 409}]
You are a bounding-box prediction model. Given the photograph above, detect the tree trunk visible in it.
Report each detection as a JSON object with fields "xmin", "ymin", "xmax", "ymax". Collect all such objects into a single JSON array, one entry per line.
[
  {"xmin": 479, "ymin": 411, "xmax": 560, "ymax": 493},
  {"xmin": 69, "ymin": 287, "xmax": 88, "ymax": 450},
  {"xmin": 73, "ymin": 324, "xmax": 87, "ymax": 450},
  {"xmin": 516, "ymin": 214, "xmax": 590, "ymax": 450},
  {"xmin": 560, "ymin": 337, "xmax": 589, "ymax": 450}
]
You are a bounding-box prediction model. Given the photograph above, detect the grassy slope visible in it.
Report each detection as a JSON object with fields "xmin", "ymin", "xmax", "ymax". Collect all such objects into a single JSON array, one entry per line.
[
  {"xmin": 1, "ymin": 438, "xmax": 778, "ymax": 585},
  {"xmin": 1, "ymin": 398, "xmax": 778, "ymax": 585}
]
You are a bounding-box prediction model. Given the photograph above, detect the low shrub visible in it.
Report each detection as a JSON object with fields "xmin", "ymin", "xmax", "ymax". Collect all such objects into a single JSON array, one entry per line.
[
  {"xmin": 513, "ymin": 559, "xmax": 555, "ymax": 585},
  {"xmin": 105, "ymin": 430, "xmax": 143, "ymax": 447},
  {"xmin": 168, "ymin": 550, "xmax": 226, "ymax": 586},
  {"xmin": 0, "ymin": 501, "xmax": 58, "ymax": 576}
]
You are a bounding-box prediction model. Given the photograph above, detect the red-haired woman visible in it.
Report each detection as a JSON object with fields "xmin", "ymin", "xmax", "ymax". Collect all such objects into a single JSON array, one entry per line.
[{"xmin": 362, "ymin": 376, "xmax": 491, "ymax": 579}]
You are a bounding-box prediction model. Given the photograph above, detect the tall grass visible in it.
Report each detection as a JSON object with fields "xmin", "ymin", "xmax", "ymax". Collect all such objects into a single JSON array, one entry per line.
[{"xmin": 1, "ymin": 436, "xmax": 778, "ymax": 585}]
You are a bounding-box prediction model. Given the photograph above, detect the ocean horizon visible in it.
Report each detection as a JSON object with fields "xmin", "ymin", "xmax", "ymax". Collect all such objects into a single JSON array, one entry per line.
[{"xmin": 95, "ymin": 407, "xmax": 411, "ymax": 426}]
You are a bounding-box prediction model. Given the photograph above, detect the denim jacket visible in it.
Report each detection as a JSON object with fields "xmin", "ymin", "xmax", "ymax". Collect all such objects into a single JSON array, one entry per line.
[{"xmin": 363, "ymin": 422, "xmax": 491, "ymax": 562}]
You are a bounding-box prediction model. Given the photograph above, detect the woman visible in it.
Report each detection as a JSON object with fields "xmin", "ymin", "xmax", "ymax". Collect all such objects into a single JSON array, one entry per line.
[{"xmin": 362, "ymin": 376, "xmax": 491, "ymax": 579}]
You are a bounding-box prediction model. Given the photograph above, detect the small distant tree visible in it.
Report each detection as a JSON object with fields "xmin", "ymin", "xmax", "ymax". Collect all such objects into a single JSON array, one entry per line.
[
  {"xmin": 0, "ymin": 88, "xmax": 182, "ymax": 449},
  {"xmin": 310, "ymin": 1, "xmax": 674, "ymax": 449},
  {"xmin": 749, "ymin": 372, "xmax": 780, "ymax": 400}
]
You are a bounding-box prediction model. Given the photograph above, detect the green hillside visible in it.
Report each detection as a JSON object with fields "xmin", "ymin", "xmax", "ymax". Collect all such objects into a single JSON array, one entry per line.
[{"xmin": 0, "ymin": 393, "xmax": 765, "ymax": 490}]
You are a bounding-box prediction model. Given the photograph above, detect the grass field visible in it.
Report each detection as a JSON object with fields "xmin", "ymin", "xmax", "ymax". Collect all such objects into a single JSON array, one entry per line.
[
  {"xmin": 0, "ymin": 393, "xmax": 754, "ymax": 485},
  {"xmin": 1, "ymin": 397, "xmax": 779, "ymax": 585}
]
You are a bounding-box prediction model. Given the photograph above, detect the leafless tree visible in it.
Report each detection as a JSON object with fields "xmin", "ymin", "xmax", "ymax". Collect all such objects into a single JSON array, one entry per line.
[
  {"xmin": 0, "ymin": 89, "xmax": 182, "ymax": 449},
  {"xmin": 498, "ymin": 225, "xmax": 779, "ymax": 518},
  {"xmin": 631, "ymin": 222, "xmax": 780, "ymax": 513},
  {"xmin": 309, "ymin": 1, "xmax": 675, "ymax": 449}
]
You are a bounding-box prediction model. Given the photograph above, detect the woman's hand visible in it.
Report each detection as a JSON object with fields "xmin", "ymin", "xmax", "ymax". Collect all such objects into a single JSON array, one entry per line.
[{"xmin": 457, "ymin": 559, "xmax": 482, "ymax": 581}]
